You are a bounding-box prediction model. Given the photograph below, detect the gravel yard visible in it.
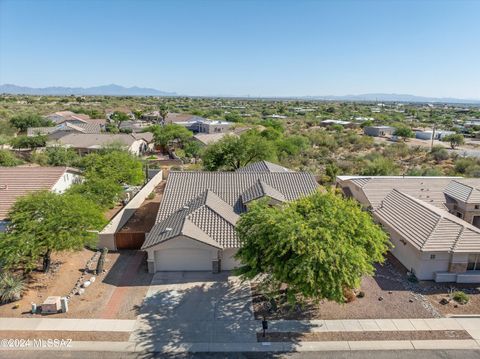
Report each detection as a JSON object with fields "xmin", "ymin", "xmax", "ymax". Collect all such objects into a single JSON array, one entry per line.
[
  {"xmin": 0, "ymin": 249, "xmax": 152, "ymax": 319},
  {"xmin": 257, "ymin": 330, "xmax": 472, "ymax": 342},
  {"xmin": 252, "ymin": 254, "xmax": 439, "ymax": 320}
]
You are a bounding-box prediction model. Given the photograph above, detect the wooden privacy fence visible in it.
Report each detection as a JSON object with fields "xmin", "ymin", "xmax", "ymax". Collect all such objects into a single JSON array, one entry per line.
[{"xmin": 115, "ymin": 232, "xmax": 145, "ymax": 249}]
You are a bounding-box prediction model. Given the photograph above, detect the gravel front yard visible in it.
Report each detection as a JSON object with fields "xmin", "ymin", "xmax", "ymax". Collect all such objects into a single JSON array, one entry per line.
[
  {"xmin": 0, "ymin": 249, "xmax": 152, "ymax": 319},
  {"xmin": 257, "ymin": 330, "xmax": 472, "ymax": 342},
  {"xmin": 252, "ymin": 254, "xmax": 439, "ymax": 320}
]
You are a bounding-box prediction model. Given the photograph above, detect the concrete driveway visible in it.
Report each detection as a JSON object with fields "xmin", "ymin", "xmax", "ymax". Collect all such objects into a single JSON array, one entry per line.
[{"xmin": 130, "ymin": 272, "xmax": 257, "ymax": 351}]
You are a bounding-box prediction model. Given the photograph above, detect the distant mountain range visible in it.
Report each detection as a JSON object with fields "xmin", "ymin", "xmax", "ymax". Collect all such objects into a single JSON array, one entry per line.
[
  {"xmin": 303, "ymin": 93, "xmax": 480, "ymax": 104},
  {"xmin": 1, "ymin": 84, "xmax": 479, "ymax": 104},
  {"xmin": 0, "ymin": 84, "xmax": 177, "ymax": 96}
]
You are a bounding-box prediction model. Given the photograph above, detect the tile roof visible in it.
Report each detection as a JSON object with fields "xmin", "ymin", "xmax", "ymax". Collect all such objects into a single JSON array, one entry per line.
[
  {"xmin": 241, "ymin": 179, "xmax": 286, "ymax": 204},
  {"xmin": 0, "ymin": 167, "xmax": 79, "ymax": 220},
  {"xmin": 444, "ymin": 179, "xmax": 480, "ymax": 203},
  {"xmin": 28, "ymin": 121, "xmax": 104, "ymax": 137},
  {"xmin": 235, "ymin": 161, "xmax": 293, "ymax": 173},
  {"xmin": 48, "ymin": 133, "xmax": 142, "ymax": 149},
  {"xmin": 193, "ymin": 132, "xmax": 231, "ymax": 145},
  {"xmin": 338, "ymin": 176, "xmax": 461, "ymax": 210},
  {"xmin": 144, "ymin": 170, "xmax": 318, "ymax": 249},
  {"xmin": 374, "ymin": 190, "xmax": 480, "ymax": 253},
  {"xmin": 143, "ymin": 189, "xmax": 239, "ymax": 249}
]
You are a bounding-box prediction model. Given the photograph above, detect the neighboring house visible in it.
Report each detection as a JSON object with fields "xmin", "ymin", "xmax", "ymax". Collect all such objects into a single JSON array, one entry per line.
[
  {"xmin": 142, "ymin": 162, "xmax": 318, "ymax": 273},
  {"xmin": 48, "ymin": 133, "xmax": 148, "ymax": 155},
  {"xmin": 415, "ymin": 130, "xmax": 456, "ymax": 141},
  {"xmin": 0, "ymin": 167, "xmax": 82, "ymax": 231},
  {"xmin": 27, "ymin": 120, "xmax": 105, "ymax": 138},
  {"xmin": 193, "ymin": 132, "xmax": 231, "ymax": 146},
  {"xmin": 320, "ymin": 119, "xmax": 358, "ymax": 128},
  {"xmin": 363, "ymin": 125, "xmax": 395, "ymax": 137},
  {"xmin": 119, "ymin": 120, "xmax": 151, "ymax": 133},
  {"xmin": 337, "ymin": 176, "xmax": 480, "ymax": 283},
  {"xmin": 44, "ymin": 111, "xmax": 92, "ymax": 124},
  {"xmin": 141, "ymin": 112, "xmax": 232, "ymax": 134}
]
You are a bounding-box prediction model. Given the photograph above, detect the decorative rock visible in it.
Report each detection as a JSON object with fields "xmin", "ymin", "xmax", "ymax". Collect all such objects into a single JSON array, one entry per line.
[
  {"xmin": 388, "ymin": 291, "xmax": 392, "ymax": 294},
  {"xmin": 90, "ymin": 276, "xmax": 96, "ymax": 283},
  {"xmin": 77, "ymin": 288, "xmax": 85, "ymax": 295},
  {"xmin": 378, "ymin": 296, "xmax": 384, "ymax": 301},
  {"xmin": 439, "ymin": 298, "xmax": 449, "ymax": 305},
  {"xmin": 82, "ymin": 280, "xmax": 91, "ymax": 288},
  {"xmin": 409, "ymin": 299, "xmax": 414, "ymax": 303}
]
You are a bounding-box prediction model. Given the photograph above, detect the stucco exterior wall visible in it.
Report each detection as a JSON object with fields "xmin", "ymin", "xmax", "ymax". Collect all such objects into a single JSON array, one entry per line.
[
  {"xmin": 221, "ymin": 248, "xmax": 241, "ymax": 270},
  {"xmin": 383, "ymin": 224, "xmax": 450, "ymax": 280},
  {"xmin": 52, "ymin": 171, "xmax": 82, "ymax": 193}
]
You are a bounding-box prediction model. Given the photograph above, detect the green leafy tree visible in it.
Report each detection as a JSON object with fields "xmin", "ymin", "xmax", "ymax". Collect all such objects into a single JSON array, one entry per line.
[
  {"xmin": 443, "ymin": 133, "xmax": 464, "ymax": 149},
  {"xmin": 0, "ymin": 150, "xmax": 23, "ymax": 166},
  {"xmin": 235, "ymin": 189, "xmax": 390, "ymax": 303},
  {"xmin": 394, "ymin": 126, "xmax": 414, "ymax": 141},
  {"xmin": 9, "ymin": 114, "xmax": 53, "ymax": 132},
  {"xmin": 202, "ymin": 130, "xmax": 276, "ymax": 171},
  {"xmin": 81, "ymin": 150, "xmax": 144, "ymax": 186},
  {"xmin": 67, "ymin": 176, "xmax": 123, "ymax": 209},
  {"xmin": 10, "ymin": 135, "xmax": 46, "ymax": 149},
  {"xmin": 110, "ymin": 111, "xmax": 130, "ymax": 122},
  {"xmin": 150, "ymin": 124, "xmax": 193, "ymax": 149},
  {"xmin": 44, "ymin": 146, "xmax": 81, "ymax": 166},
  {"xmin": 0, "ymin": 191, "xmax": 106, "ymax": 273}
]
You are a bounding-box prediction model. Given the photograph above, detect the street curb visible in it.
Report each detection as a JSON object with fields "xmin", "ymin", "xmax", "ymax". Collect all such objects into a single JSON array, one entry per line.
[{"xmin": 1, "ymin": 340, "xmax": 479, "ymax": 352}]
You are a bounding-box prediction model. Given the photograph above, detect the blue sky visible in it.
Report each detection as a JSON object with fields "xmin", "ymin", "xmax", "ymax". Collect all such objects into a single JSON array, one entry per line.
[{"xmin": 1, "ymin": 0, "xmax": 479, "ymax": 98}]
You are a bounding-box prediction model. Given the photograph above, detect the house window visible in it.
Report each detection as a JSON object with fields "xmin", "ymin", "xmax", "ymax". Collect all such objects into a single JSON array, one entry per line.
[
  {"xmin": 430, "ymin": 254, "xmax": 436, "ymax": 260},
  {"xmin": 475, "ymin": 205, "xmax": 480, "ymax": 210},
  {"xmin": 467, "ymin": 254, "xmax": 480, "ymax": 271}
]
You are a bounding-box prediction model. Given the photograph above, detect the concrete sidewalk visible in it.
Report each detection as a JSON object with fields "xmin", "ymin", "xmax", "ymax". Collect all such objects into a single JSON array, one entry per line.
[{"xmin": 0, "ymin": 318, "xmax": 136, "ymax": 332}]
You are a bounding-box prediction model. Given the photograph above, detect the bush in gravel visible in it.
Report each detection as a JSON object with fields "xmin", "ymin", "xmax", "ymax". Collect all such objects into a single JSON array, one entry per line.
[
  {"xmin": 452, "ymin": 291, "xmax": 469, "ymax": 305},
  {"xmin": 0, "ymin": 272, "xmax": 25, "ymax": 303}
]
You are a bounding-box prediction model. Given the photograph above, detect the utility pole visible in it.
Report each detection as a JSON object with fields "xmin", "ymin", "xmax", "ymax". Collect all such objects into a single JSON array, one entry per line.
[{"xmin": 431, "ymin": 123, "xmax": 436, "ymax": 151}]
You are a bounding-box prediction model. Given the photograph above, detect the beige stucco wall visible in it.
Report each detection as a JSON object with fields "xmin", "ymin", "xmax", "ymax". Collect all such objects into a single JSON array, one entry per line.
[
  {"xmin": 221, "ymin": 248, "xmax": 241, "ymax": 270},
  {"xmin": 381, "ymin": 223, "xmax": 450, "ymax": 280}
]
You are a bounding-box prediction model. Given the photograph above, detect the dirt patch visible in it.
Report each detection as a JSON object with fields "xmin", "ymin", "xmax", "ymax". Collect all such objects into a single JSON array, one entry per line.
[
  {"xmin": 257, "ymin": 330, "xmax": 472, "ymax": 342},
  {"xmin": 252, "ymin": 256, "xmax": 435, "ymax": 320},
  {"xmin": 0, "ymin": 331, "xmax": 130, "ymax": 342},
  {"xmin": 119, "ymin": 181, "xmax": 165, "ymax": 233},
  {"xmin": 0, "ymin": 249, "xmax": 153, "ymax": 319}
]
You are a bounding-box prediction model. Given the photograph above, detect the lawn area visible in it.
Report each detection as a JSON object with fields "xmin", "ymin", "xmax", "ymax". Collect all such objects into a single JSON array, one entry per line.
[{"xmin": 0, "ymin": 249, "xmax": 152, "ymax": 319}]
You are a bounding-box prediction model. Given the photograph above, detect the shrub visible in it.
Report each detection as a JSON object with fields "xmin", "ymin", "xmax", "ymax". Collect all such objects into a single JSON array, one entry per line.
[
  {"xmin": 0, "ymin": 272, "xmax": 25, "ymax": 304},
  {"xmin": 0, "ymin": 150, "xmax": 22, "ymax": 166},
  {"xmin": 452, "ymin": 291, "xmax": 469, "ymax": 305}
]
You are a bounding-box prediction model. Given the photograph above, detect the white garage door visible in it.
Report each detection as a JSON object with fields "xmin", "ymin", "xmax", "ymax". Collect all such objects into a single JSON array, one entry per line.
[{"xmin": 155, "ymin": 248, "xmax": 212, "ymax": 271}]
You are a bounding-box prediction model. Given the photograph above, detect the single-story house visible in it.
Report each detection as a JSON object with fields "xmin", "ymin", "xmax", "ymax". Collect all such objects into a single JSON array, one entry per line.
[
  {"xmin": 142, "ymin": 161, "xmax": 318, "ymax": 273},
  {"xmin": 44, "ymin": 111, "xmax": 92, "ymax": 125},
  {"xmin": 47, "ymin": 133, "xmax": 148, "ymax": 155},
  {"xmin": 193, "ymin": 132, "xmax": 232, "ymax": 146},
  {"xmin": 415, "ymin": 130, "xmax": 456, "ymax": 141},
  {"xmin": 320, "ymin": 120, "xmax": 358, "ymax": 129},
  {"xmin": 141, "ymin": 112, "xmax": 233, "ymax": 134},
  {"xmin": 337, "ymin": 176, "xmax": 480, "ymax": 283},
  {"xmin": 0, "ymin": 167, "xmax": 82, "ymax": 231},
  {"xmin": 28, "ymin": 120, "xmax": 105, "ymax": 138},
  {"xmin": 119, "ymin": 120, "xmax": 151, "ymax": 133},
  {"xmin": 363, "ymin": 125, "xmax": 395, "ymax": 137}
]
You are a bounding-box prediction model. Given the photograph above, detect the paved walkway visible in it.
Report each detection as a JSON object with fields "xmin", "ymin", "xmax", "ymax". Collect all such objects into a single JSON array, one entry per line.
[
  {"xmin": 0, "ymin": 318, "xmax": 136, "ymax": 332},
  {"xmin": 99, "ymin": 251, "xmax": 145, "ymax": 319}
]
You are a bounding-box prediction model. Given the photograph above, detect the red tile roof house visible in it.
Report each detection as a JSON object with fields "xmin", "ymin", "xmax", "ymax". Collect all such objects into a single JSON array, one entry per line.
[{"xmin": 0, "ymin": 167, "xmax": 82, "ymax": 231}]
